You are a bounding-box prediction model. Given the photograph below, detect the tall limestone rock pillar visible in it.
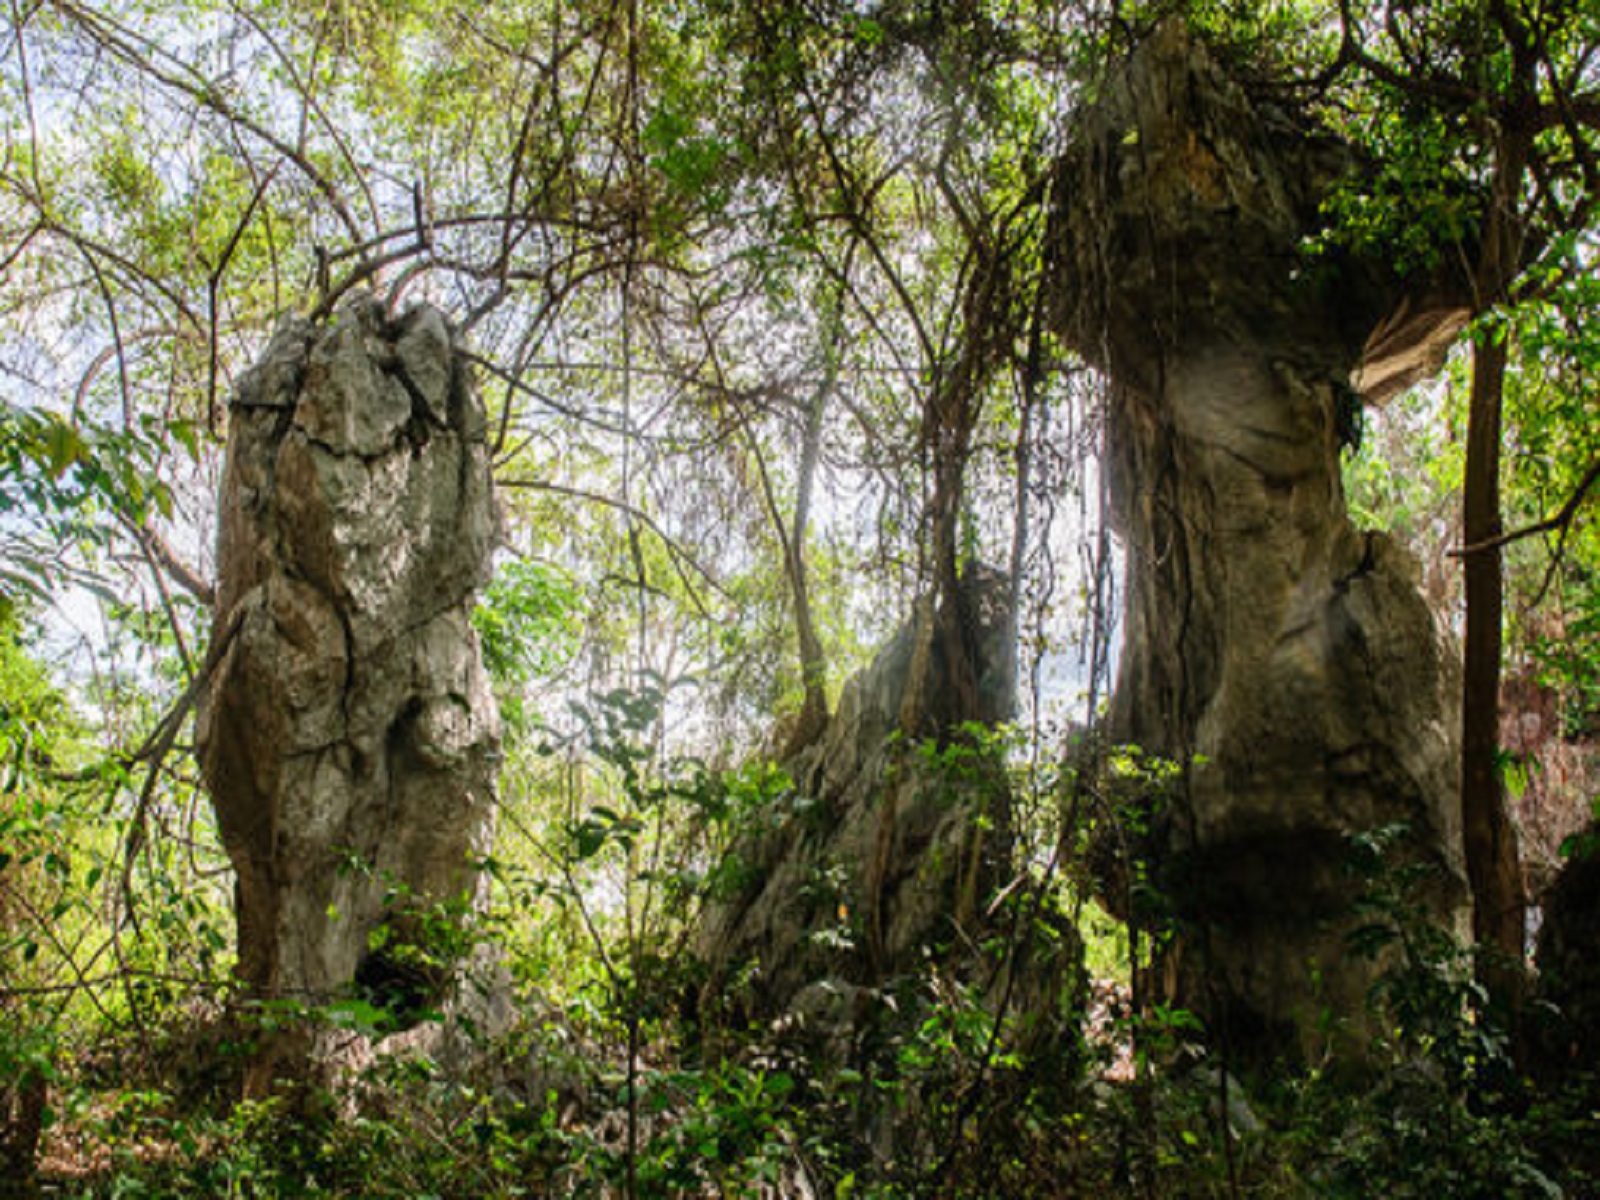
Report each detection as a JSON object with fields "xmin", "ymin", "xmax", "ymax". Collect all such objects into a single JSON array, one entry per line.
[
  {"xmin": 1052, "ymin": 25, "xmax": 1466, "ymax": 1063},
  {"xmin": 198, "ymin": 294, "xmax": 500, "ymax": 1081}
]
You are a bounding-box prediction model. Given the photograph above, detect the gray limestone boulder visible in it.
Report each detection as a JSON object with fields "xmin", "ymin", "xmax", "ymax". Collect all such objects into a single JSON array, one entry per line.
[{"xmin": 696, "ymin": 569, "xmax": 1079, "ymax": 1065}]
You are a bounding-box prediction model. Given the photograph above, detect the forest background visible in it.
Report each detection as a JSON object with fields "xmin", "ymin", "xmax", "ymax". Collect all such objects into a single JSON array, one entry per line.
[{"xmin": 1, "ymin": 0, "xmax": 1598, "ymax": 1195}]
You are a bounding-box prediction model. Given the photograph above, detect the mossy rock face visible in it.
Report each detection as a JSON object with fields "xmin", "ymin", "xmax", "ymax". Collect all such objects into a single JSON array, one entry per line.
[
  {"xmin": 696, "ymin": 568, "xmax": 1081, "ymax": 1053},
  {"xmin": 692, "ymin": 568, "xmax": 1084, "ymax": 1168},
  {"xmin": 697, "ymin": 569, "xmax": 1019, "ymax": 1013}
]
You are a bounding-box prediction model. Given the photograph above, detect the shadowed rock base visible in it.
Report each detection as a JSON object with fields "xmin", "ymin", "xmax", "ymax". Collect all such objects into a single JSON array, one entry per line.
[{"xmin": 1532, "ymin": 828, "xmax": 1600, "ymax": 1102}]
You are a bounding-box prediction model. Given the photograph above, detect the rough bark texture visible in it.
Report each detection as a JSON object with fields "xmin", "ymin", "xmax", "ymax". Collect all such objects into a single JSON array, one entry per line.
[
  {"xmin": 1460, "ymin": 122, "xmax": 1534, "ymax": 1010},
  {"xmin": 696, "ymin": 568, "xmax": 1074, "ymax": 1046},
  {"xmin": 0, "ymin": 1065, "xmax": 46, "ymax": 1186},
  {"xmin": 1462, "ymin": 334, "xmax": 1526, "ymax": 998},
  {"xmin": 1051, "ymin": 24, "xmax": 1467, "ymax": 1064},
  {"xmin": 197, "ymin": 294, "xmax": 500, "ymax": 1071}
]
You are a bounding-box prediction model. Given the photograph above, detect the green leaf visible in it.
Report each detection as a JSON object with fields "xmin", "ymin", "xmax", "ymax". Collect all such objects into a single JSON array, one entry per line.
[{"xmin": 43, "ymin": 421, "xmax": 85, "ymax": 478}]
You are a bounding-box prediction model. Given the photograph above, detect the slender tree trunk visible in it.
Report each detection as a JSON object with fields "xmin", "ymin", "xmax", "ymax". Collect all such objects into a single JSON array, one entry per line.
[
  {"xmin": 900, "ymin": 375, "xmax": 980, "ymax": 735},
  {"xmin": 901, "ymin": 254, "xmax": 1004, "ymax": 735},
  {"xmin": 1006, "ymin": 292, "xmax": 1046, "ymax": 688},
  {"xmin": 784, "ymin": 383, "xmax": 830, "ymax": 750},
  {"xmin": 739, "ymin": 383, "xmax": 829, "ymax": 757},
  {"xmin": 1461, "ymin": 101, "xmax": 1532, "ymax": 1007},
  {"xmin": 1461, "ymin": 329, "xmax": 1526, "ymax": 990}
]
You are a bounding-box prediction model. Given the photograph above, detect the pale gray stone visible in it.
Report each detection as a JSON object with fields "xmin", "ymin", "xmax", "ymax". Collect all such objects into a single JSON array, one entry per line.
[
  {"xmin": 197, "ymin": 293, "xmax": 501, "ymax": 1084},
  {"xmin": 393, "ymin": 304, "xmax": 455, "ymax": 426}
]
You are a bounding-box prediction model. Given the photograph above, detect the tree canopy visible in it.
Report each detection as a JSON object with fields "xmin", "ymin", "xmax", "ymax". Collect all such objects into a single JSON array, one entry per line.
[{"xmin": 2, "ymin": 0, "xmax": 1598, "ymax": 1194}]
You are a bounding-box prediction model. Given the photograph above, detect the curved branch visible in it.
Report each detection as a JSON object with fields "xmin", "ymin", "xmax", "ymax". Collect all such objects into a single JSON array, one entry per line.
[
  {"xmin": 1451, "ymin": 456, "xmax": 1600, "ymax": 557},
  {"xmin": 206, "ymin": 166, "xmax": 279, "ymax": 434},
  {"xmin": 50, "ymin": 0, "xmax": 364, "ymax": 243},
  {"xmin": 74, "ymin": 241, "xmax": 133, "ymax": 428},
  {"xmin": 121, "ymin": 515, "xmax": 215, "ymax": 608},
  {"xmin": 231, "ymin": 5, "xmax": 381, "ymax": 233}
]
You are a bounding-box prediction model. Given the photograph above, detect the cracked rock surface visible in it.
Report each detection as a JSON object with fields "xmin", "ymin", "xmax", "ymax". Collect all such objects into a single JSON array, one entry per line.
[{"xmin": 198, "ymin": 294, "xmax": 500, "ymax": 1039}]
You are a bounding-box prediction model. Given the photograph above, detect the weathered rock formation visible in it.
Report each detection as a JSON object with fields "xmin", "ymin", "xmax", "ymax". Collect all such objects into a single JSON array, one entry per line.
[
  {"xmin": 697, "ymin": 568, "xmax": 1075, "ymax": 1054},
  {"xmin": 197, "ymin": 294, "xmax": 500, "ymax": 1073},
  {"xmin": 1051, "ymin": 24, "xmax": 1466, "ymax": 1063}
]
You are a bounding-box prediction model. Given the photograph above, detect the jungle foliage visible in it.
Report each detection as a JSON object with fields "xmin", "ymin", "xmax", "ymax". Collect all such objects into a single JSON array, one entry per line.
[{"xmin": 1, "ymin": 0, "xmax": 1598, "ymax": 1195}]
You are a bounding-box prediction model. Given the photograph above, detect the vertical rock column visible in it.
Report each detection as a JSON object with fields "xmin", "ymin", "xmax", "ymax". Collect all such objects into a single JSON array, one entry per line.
[
  {"xmin": 1052, "ymin": 25, "xmax": 1466, "ymax": 1063},
  {"xmin": 198, "ymin": 294, "xmax": 500, "ymax": 1060}
]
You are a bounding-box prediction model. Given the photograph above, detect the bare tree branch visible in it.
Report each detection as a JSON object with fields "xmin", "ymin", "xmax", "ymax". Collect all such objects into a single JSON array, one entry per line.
[
  {"xmin": 122, "ymin": 515, "xmax": 215, "ymax": 608},
  {"xmin": 496, "ymin": 478, "xmax": 726, "ymax": 618}
]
